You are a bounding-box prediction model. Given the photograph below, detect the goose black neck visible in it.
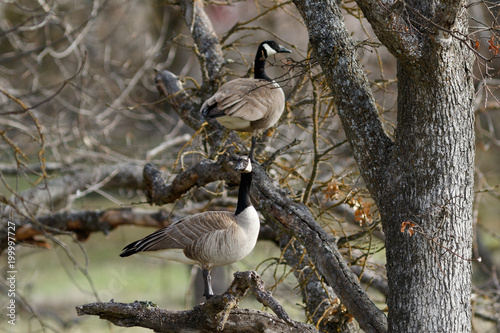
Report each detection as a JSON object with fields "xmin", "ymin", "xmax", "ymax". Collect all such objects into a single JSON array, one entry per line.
[
  {"xmin": 254, "ymin": 47, "xmax": 272, "ymax": 81},
  {"xmin": 235, "ymin": 172, "xmax": 253, "ymax": 215}
]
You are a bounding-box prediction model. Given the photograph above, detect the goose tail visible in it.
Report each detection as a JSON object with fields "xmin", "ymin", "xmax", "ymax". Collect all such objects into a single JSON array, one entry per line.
[
  {"xmin": 119, "ymin": 241, "xmax": 141, "ymax": 257},
  {"xmin": 201, "ymin": 103, "xmax": 222, "ymax": 118}
]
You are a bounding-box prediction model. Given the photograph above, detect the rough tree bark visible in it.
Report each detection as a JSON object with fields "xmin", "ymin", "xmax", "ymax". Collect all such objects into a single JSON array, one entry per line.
[
  {"xmin": 294, "ymin": 0, "xmax": 475, "ymax": 331},
  {"xmin": 77, "ymin": 271, "xmax": 317, "ymax": 333}
]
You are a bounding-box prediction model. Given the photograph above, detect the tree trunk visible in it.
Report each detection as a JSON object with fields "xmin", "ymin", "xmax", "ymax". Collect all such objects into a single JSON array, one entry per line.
[
  {"xmin": 375, "ymin": 2, "xmax": 475, "ymax": 331},
  {"xmin": 381, "ymin": 72, "xmax": 474, "ymax": 331},
  {"xmin": 294, "ymin": 0, "xmax": 475, "ymax": 331},
  {"xmin": 382, "ymin": 38, "xmax": 475, "ymax": 333}
]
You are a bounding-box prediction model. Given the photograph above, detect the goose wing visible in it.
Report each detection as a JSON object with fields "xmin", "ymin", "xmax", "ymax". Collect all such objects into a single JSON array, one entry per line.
[
  {"xmin": 203, "ymin": 79, "xmax": 285, "ymax": 122},
  {"xmin": 120, "ymin": 211, "xmax": 235, "ymax": 255}
]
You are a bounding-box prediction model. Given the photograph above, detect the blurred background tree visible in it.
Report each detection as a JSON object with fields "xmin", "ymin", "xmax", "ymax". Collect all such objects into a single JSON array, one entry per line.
[{"xmin": 1, "ymin": 0, "xmax": 500, "ymax": 332}]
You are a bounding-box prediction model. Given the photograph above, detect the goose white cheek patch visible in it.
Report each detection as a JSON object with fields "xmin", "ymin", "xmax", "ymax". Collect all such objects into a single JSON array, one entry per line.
[{"xmin": 263, "ymin": 43, "xmax": 277, "ymax": 56}]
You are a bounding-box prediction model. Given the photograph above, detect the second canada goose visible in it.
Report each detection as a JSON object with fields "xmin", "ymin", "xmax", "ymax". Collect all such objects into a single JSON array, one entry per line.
[
  {"xmin": 119, "ymin": 157, "xmax": 259, "ymax": 300},
  {"xmin": 201, "ymin": 40, "xmax": 291, "ymax": 160}
]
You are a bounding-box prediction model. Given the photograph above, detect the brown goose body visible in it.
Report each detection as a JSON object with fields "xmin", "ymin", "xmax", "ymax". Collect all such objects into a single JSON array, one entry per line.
[
  {"xmin": 120, "ymin": 209, "xmax": 259, "ymax": 270},
  {"xmin": 120, "ymin": 158, "xmax": 258, "ymax": 299},
  {"xmin": 201, "ymin": 78, "xmax": 285, "ymax": 134},
  {"xmin": 201, "ymin": 41, "xmax": 291, "ymax": 159}
]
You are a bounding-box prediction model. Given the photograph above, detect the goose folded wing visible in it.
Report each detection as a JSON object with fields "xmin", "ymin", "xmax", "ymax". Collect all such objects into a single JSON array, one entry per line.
[
  {"xmin": 213, "ymin": 79, "xmax": 282, "ymax": 121},
  {"xmin": 131, "ymin": 211, "xmax": 236, "ymax": 252},
  {"xmin": 183, "ymin": 227, "xmax": 234, "ymax": 264}
]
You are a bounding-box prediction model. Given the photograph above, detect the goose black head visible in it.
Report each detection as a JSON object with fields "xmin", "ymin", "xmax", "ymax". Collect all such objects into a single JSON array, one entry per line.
[
  {"xmin": 259, "ymin": 40, "xmax": 292, "ymax": 59},
  {"xmin": 254, "ymin": 41, "xmax": 291, "ymax": 81},
  {"xmin": 235, "ymin": 156, "xmax": 252, "ymax": 173}
]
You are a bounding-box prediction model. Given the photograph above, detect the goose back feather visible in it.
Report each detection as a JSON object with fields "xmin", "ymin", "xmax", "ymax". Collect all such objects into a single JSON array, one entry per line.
[{"xmin": 201, "ymin": 79, "xmax": 285, "ymax": 133}]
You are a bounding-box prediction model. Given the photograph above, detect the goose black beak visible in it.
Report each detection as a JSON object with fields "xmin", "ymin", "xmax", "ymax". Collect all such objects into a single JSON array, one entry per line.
[{"xmin": 278, "ymin": 46, "xmax": 292, "ymax": 54}]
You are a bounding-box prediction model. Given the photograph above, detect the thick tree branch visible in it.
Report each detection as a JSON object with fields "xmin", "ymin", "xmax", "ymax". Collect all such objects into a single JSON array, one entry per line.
[
  {"xmin": 178, "ymin": 0, "xmax": 224, "ymax": 84},
  {"xmin": 77, "ymin": 271, "xmax": 317, "ymax": 333},
  {"xmin": 437, "ymin": 0, "xmax": 465, "ymax": 29},
  {"xmin": 155, "ymin": 70, "xmax": 204, "ymax": 130},
  {"xmin": 4, "ymin": 208, "xmax": 169, "ymax": 250},
  {"xmin": 355, "ymin": 0, "xmax": 467, "ymax": 63},
  {"xmin": 143, "ymin": 157, "xmax": 240, "ymax": 206},
  {"xmin": 155, "ymin": 0, "xmax": 229, "ymax": 153},
  {"xmin": 293, "ymin": 0, "xmax": 393, "ymax": 206},
  {"xmin": 1, "ymin": 163, "xmax": 144, "ymax": 220},
  {"xmin": 354, "ymin": 0, "xmax": 423, "ymax": 62}
]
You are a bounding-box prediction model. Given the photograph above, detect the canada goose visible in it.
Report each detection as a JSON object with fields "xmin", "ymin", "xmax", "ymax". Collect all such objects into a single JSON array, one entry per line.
[
  {"xmin": 201, "ymin": 40, "xmax": 291, "ymax": 160},
  {"xmin": 119, "ymin": 157, "xmax": 259, "ymax": 300}
]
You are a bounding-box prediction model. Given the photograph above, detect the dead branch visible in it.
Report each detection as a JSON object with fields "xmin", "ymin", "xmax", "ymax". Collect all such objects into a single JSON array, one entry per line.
[
  {"xmin": 178, "ymin": 0, "xmax": 224, "ymax": 84},
  {"xmin": 1, "ymin": 163, "xmax": 144, "ymax": 220},
  {"xmin": 5, "ymin": 208, "xmax": 169, "ymax": 249},
  {"xmin": 276, "ymin": 231, "xmax": 358, "ymax": 332},
  {"xmin": 155, "ymin": 69, "xmax": 205, "ymax": 131},
  {"xmin": 143, "ymin": 157, "xmax": 240, "ymax": 206},
  {"xmin": 76, "ymin": 271, "xmax": 318, "ymax": 333},
  {"xmin": 0, "ymin": 164, "xmax": 144, "ymax": 253},
  {"xmin": 4, "ymin": 206, "xmax": 277, "ymax": 252}
]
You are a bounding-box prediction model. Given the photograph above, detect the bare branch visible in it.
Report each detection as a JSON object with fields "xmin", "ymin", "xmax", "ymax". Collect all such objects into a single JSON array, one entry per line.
[
  {"xmin": 7, "ymin": 208, "xmax": 168, "ymax": 248},
  {"xmin": 155, "ymin": 70, "xmax": 205, "ymax": 130},
  {"xmin": 293, "ymin": 0, "xmax": 394, "ymax": 208},
  {"xmin": 1, "ymin": 163, "xmax": 144, "ymax": 220},
  {"xmin": 143, "ymin": 157, "xmax": 239, "ymax": 206},
  {"xmin": 178, "ymin": 0, "xmax": 225, "ymax": 84},
  {"xmin": 76, "ymin": 271, "xmax": 318, "ymax": 333},
  {"xmin": 3, "ymin": 205, "xmax": 278, "ymax": 253}
]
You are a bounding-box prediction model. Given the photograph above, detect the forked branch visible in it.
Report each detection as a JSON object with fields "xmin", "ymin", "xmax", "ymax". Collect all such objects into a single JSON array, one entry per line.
[{"xmin": 76, "ymin": 271, "xmax": 317, "ymax": 333}]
